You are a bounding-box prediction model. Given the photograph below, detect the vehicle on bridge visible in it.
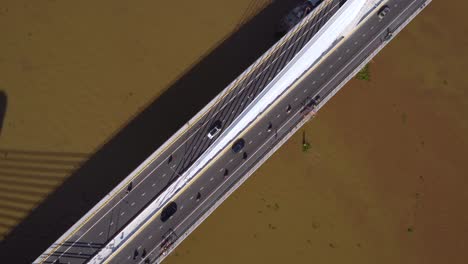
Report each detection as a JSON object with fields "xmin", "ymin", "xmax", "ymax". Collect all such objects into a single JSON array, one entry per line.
[
  {"xmin": 207, "ymin": 120, "xmax": 222, "ymax": 139},
  {"xmin": 378, "ymin": 5, "xmax": 390, "ymax": 19},
  {"xmin": 160, "ymin": 201, "xmax": 177, "ymax": 222},
  {"xmin": 276, "ymin": 0, "xmax": 323, "ymax": 37},
  {"xmin": 232, "ymin": 138, "xmax": 246, "ymax": 153}
]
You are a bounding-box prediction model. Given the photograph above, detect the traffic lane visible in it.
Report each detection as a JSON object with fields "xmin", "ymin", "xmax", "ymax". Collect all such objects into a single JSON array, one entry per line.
[
  {"xmin": 43, "ymin": 1, "xmax": 345, "ymax": 260},
  {"xmin": 60, "ymin": 0, "xmax": 425, "ymax": 262},
  {"xmin": 44, "ymin": 54, "xmax": 257, "ymax": 263},
  {"xmin": 161, "ymin": 1, "xmax": 335, "ymax": 173},
  {"xmin": 105, "ymin": 2, "xmax": 419, "ymax": 262},
  {"xmin": 44, "ymin": 10, "xmax": 325, "ymax": 260},
  {"xmin": 109, "ymin": 132, "xmax": 262, "ymax": 262},
  {"xmin": 40, "ymin": 1, "xmax": 337, "ymax": 263},
  {"xmin": 108, "ymin": 151, "xmax": 248, "ymax": 262},
  {"xmin": 42, "ymin": 132, "xmax": 202, "ymax": 262},
  {"xmin": 129, "ymin": 1, "xmax": 427, "ymax": 262},
  {"xmin": 46, "ymin": 143, "xmax": 201, "ymax": 264},
  {"xmin": 108, "ymin": 19, "xmax": 378, "ymax": 261},
  {"xmin": 45, "ymin": 5, "xmax": 343, "ymax": 262},
  {"xmin": 174, "ymin": 0, "xmax": 341, "ymax": 172},
  {"xmin": 122, "ymin": 83, "xmax": 311, "ymax": 264},
  {"xmin": 112, "ymin": 81, "xmax": 317, "ymax": 262},
  {"xmin": 315, "ymin": 0, "xmax": 427, "ymax": 100}
]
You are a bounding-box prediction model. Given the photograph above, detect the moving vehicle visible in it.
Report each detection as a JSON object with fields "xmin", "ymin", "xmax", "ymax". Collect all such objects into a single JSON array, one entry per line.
[
  {"xmin": 232, "ymin": 138, "xmax": 246, "ymax": 153},
  {"xmin": 207, "ymin": 120, "xmax": 222, "ymax": 139},
  {"xmin": 161, "ymin": 202, "xmax": 177, "ymax": 222},
  {"xmin": 378, "ymin": 5, "xmax": 390, "ymax": 19}
]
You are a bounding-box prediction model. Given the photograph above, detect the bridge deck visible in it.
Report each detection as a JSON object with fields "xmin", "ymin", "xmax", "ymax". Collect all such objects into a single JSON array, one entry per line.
[{"xmin": 35, "ymin": 1, "xmax": 339, "ymax": 263}]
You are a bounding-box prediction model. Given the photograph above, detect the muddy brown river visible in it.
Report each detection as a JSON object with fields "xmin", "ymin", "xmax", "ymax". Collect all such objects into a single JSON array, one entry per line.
[{"xmin": 1, "ymin": 1, "xmax": 468, "ymax": 263}]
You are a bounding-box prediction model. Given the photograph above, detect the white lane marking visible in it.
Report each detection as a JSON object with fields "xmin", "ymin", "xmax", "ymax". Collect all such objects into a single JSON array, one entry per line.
[
  {"xmin": 131, "ymin": 202, "xmax": 135, "ymax": 207},
  {"xmin": 110, "ymin": 221, "xmax": 113, "ymax": 226},
  {"xmin": 121, "ymin": 212, "xmax": 125, "ymax": 216},
  {"xmin": 312, "ymin": 81, "xmax": 316, "ymax": 85},
  {"xmin": 190, "ymin": 196, "xmax": 194, "ymax": 200},
  {"xmin": 338, "ymin": 56, "xmax": 342, "ymax": 60},
  {"xmin": 162, "ymin": 173, "xmax": 166, "ymax": 178},
  {"xmin": 141, "ymin": 193, "xmax": 146, "ymax": 197},
  {"xmin": 148, "ymin": 235, "xmax": 153, "ymax": 240},
  {"xmin": 229, "ymin": 159, "xmax": 233, "ymax": 163},
  {"xmin": 219, "ymin": 168, "xmax": 224, "ymax": 172},
  {"xmin": 152, "ymin": 183, "xmax": 156, "ymax": 187},
  {"xmin": 294, "ymin": 97, "xmax": 298, "ymax": 101},
  {"xmin": 210, "ymin": 177, "xmax": 214, "ymax": 181},
  {"xmin": 303, "ymin": 89, "xmax": 308, "ymax": 93},
  {"xmin": 99, "ymin": 232, "xmax": 103, "ymax": 236},
  {"xmin": 249, "ymin": 140, "xmax": 253, "ymax": 144},
  {"xmin": 258, "ymin": 131, "xmax": 262, "ymax": 136},
  {"xmin": 200, "ymin": 187, "xmax": 204, "ymax": 191}
]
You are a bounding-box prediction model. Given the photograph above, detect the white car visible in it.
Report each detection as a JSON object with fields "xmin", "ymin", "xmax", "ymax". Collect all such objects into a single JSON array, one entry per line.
[
  {"xmin": 207, "ymin": 120, "xmax": 222, "ymax": 139},
  {"xmin": 378, "ymin": 5, "xmax": 390, "ymax": 19}
]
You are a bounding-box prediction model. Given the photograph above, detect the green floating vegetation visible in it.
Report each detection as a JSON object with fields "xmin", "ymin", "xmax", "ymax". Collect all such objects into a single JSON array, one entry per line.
[
  {"xmin": 302, "ymin": 142, "xmax": 311, "ymax": 152},
  {"xmin": 356, "ymin": 64, "xmax": 370, "ymax": 81},
  {"xmin": 302, "ymin": 131, "xmax": 311, "ymax": 152}
]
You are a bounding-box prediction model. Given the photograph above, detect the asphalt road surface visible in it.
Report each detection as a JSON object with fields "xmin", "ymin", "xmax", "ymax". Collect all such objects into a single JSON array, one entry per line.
[
  {"xmin": 105, "ymin": 0, "xmax": 431, "ymax": 263},
  {"xmin": 37, "ymin": 1, "xmax": 342, "ymax": 263}
]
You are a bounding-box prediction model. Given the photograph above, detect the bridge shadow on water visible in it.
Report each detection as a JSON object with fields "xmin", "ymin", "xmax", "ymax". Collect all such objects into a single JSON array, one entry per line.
[{"xmin": 0, "ymin": 1, "xmax": 303, "ymax": 262}]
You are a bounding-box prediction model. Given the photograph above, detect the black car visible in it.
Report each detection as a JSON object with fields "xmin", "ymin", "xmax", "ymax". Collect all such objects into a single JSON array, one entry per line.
[
  {"xmin": 232, "ymin": 138, "xmax": 246, "ymax": 153},
  {"xmin": 161, "ymin": 201, "xmax": 177, "ymax": 222}
]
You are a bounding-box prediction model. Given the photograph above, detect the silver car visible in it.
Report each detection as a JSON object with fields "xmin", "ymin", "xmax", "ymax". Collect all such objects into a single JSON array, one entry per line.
[
  {"xmin": 207, "ymin": 120, "xmax": 222, "ymax": 139},
  {"xmin": 378, "ymin": 5, "xmax": 390, "ymax": 19}
]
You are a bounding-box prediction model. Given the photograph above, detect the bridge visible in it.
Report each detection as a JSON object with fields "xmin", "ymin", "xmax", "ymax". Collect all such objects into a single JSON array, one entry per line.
[{"xmin": 34, "ymin": 0, "xmax": 431, "ymax": 263}]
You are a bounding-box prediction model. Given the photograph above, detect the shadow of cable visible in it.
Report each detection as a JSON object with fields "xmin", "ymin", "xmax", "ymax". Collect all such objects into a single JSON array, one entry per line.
[
  {"xmin": 0, "ymin": 0, "xmax": 303, "ymax": 262},
  {"xmin": 0, "ymin": 91, "xmax": 6, "ymax": 136}
]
